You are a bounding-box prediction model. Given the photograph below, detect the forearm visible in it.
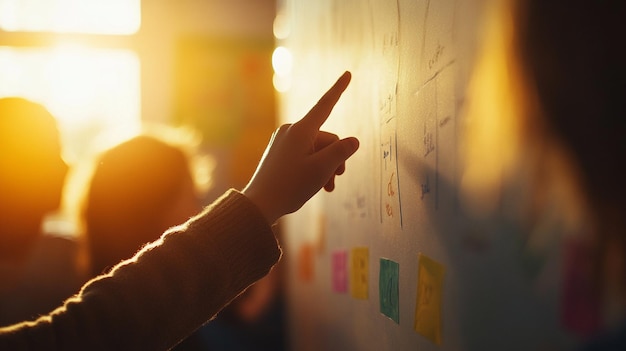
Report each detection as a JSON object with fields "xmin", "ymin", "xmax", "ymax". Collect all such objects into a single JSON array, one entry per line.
[{"xmin": 0, "ymin": 190, "xmax": 282, "ymax": 351}]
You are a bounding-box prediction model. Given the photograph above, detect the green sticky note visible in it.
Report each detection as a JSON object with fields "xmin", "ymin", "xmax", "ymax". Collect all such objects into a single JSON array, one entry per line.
[{"xmin": 379, "ymin": 258, "xmax": 400, "ymax": 324}]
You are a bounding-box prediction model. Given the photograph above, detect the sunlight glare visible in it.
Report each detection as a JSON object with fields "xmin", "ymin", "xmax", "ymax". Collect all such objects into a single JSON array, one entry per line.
[
  {"xmin": 0, "ymin": 0, "xmax": 141, "ymax": 34},
  {"xmin": 273, "ymin": 11, "xmax": 290, "ymax": 40},
  {"xmin": 0, "ymin": 43, "xmax": 141, "ymax": 163},
  {"xmin": 272, "ymin": 46, "xmax": 292, "ymax": 76},
  {"xmin": 272, "ymin": 46, "xmax": 292, "ymax": 92},
  {"xmin": 273, "ymin": 73, "xmax": 291, "ymax": 93}
]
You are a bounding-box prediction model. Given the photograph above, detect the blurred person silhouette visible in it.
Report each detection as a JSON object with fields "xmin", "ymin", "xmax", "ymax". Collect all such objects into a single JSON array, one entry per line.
[
  {"xmin": 463, "ymin": 0, "xmax": 626, "ymax": 349},
  {"xmin": 518, "ymin": 2, "xmax": 626, "ymax": 349},
  {"xmin": 81, "ymin": 133, "xmax": 202, "ymax": 278},
  {"xmin": 81, "ymin": 131, "xmax": 285, "ymax": 350},
  {"xmin": 0, "ymin": 97, "xmax": 84, "ymax": 327},
  {"xmin": 0, "ymin": 71, "xmax": 359, "ymax": 350},
  {"xmin": 80, "ymin": 132, "xmax": 213, "ymax": 351}
]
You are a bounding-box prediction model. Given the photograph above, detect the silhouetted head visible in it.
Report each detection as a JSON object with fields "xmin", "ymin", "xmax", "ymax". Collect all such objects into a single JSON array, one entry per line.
[
  {"xmin": 516, "ymin": 1, "xmax": 626, "ymax": 220},
  {"xmin": 84, "ymin": 135, "xmax": 200, "ymax": 275},
  {"xmin": 0, "ymin": 97, "xmax": 68, "ymax": 260},
  {"xmin": 462, "ymin": 0, "xmax": 626, "ymax": 309},
  {"xmin": 515, "ymin": 0, "xmax": 626, "ymax": 294}
]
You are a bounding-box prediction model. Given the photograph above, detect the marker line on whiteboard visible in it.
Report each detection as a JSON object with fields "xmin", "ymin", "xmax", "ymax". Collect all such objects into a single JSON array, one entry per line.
[
  {"xmin": 394, "ymin": 129, "xmax": 404, "ymax": 227},
  {"xmin": 414, "ymin": 59, "xmax": 456, "ymax": 96}
]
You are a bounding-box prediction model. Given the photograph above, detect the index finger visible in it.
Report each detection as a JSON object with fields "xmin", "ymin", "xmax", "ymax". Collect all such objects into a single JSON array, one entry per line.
[{"xmin": 296, "ymin": 71, "xmax": 352, "ymax": 131}]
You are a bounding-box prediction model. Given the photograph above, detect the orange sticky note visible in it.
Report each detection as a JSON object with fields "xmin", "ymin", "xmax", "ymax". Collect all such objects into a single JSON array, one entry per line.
[
  {"xmin": 298, "ymin": 243, "xmax": 315, "ymax": 282},
  {"xmin": 414, "ymin": 253, "xmax": 445, "ymax": 345},
  {"xmin": 350, "ymin": 247, "xmax": 369, "ymax": 299}
]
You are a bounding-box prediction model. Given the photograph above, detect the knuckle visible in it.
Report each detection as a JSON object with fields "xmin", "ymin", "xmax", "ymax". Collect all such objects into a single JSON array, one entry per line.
[
  {"xmin": 274, "ymin": 124, "xmax": 292, "ymax": 135},
  {"xmin": 278, "ymin": 123, "xmax": 292, "ymax": 132}
]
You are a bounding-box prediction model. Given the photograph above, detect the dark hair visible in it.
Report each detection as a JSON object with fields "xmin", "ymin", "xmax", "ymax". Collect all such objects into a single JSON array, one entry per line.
[
  {"xmin": 84, "ymin": 135, "xmax": 190, "ymax": 275},
  {"xmin": 516, "ymin": 1, "xmax": 626, "ymax": 290}
]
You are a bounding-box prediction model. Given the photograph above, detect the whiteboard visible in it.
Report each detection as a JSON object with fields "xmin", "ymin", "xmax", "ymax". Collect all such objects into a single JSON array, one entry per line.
[{"xmin": 276, "ymin": 0, "xmax": 576, "ymax": 350}]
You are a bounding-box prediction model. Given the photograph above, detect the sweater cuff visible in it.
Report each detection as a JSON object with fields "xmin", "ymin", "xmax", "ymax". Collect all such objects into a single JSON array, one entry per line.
[{"xmin": 188, "ymin": 189, "xmax": 282, "ymax": 286}]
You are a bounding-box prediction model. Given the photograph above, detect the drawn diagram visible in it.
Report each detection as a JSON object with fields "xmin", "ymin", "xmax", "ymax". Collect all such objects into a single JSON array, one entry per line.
[
  {"xmin": 371, "ymin": 0, "xmax": 403, "ymax": 228},
  {"xmin": 418, "ymin": 0, "xmax": 457, "ymax": 79},
  {"xmin": 414, "ymin": 0, "xmax": 459, "ymax": 212}
]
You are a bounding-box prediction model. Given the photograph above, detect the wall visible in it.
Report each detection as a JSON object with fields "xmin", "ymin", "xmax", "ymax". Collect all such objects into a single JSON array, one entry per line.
[
  {"xmin": 138, "ymin": 0, "xmax": 276, "ymax": 125},
  {"xmin": 277, "ymin": 1, "xmax": 576, "ymax": 350},
  {"xmin": 138, "ymin": 0, "xmax": 278, "ymax": 198}
]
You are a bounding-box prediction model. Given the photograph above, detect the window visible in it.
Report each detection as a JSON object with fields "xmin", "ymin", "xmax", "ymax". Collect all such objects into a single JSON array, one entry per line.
[
  {"xmin": 0, "ymin": 0, "xmax": 142, "ymax": 163},
  {"xmin": 0, "ymin": 0, "xmax": 140, "ymax": 34}
]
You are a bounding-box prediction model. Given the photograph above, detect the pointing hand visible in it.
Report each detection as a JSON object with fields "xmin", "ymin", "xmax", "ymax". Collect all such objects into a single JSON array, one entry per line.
[{"xmin": 243, "ymin": 71, "xmax": 359, "ymax": 224}]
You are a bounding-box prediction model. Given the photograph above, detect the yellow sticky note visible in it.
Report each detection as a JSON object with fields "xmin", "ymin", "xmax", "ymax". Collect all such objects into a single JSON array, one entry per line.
[
  {"xmin": 414, "ymin": 253, "xmax": 445, "ymax": 345},
  {"xmin": 350, "ymin": 247, "xmax": 369, "ymax": 299}
]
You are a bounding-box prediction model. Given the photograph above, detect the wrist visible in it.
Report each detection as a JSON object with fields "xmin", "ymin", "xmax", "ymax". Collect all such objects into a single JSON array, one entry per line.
[{"xmin": 241, "ymin": 186, "xmax": 279, "ymax": 225}]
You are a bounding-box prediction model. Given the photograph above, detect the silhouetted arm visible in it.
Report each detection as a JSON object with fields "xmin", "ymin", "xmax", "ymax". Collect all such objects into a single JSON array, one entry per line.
[
  {"xmin": 0, "ymin": 71, "xmax": 359, "ymax": 351},
  {"xmin": 0, "ymin": 190, "xmax": 280, "ymax": 350}
]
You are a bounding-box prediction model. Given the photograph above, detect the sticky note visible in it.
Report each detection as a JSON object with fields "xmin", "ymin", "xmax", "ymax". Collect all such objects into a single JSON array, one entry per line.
[
  {"xmin": 379, "ymin": 258, "xmax": 400, "ymax": 324},
  {"xmin": 351, "ymin": 247, "xmax": 369, "ymax": 299},
  {"xmin": 332, "ymin": 250, "xmax": 348, "ymax": 293},
  {"xmin": 414, "ymin": 253, "xmax": 445, "ymax": 345},
  {"xmin": 561, "ymin": 238, "xmax": 600, "ymax": 336},
  {"xmin": 298, "ymin": 243, "xmax": 314, "ymax": 282}
]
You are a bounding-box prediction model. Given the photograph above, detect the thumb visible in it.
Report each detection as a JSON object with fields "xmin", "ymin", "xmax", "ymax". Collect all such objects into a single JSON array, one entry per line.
[{"xmin": 313, "ymin": 137, "xmax": 359, "ymax": 171}]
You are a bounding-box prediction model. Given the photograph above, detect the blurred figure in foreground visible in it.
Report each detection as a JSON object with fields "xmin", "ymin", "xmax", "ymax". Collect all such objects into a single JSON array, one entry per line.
[{"xmin": 463, "ymin": 1, "xmax": 626, "ymax": 349}]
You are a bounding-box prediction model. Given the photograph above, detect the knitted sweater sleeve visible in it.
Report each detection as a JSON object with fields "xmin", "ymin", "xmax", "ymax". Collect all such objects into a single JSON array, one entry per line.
[{"xmin": 0, "ymin": 189, "xmax": 282, "ymax": 351}]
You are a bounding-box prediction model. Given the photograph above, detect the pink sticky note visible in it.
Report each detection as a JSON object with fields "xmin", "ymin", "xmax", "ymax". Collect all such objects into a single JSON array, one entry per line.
[
  {"xmin": 332, "ymin": 250, "xmax": 348, "ymax": 293},
  {"xmin": 561, "ymin": 238, "xmax": 600, "ymax": 337}
]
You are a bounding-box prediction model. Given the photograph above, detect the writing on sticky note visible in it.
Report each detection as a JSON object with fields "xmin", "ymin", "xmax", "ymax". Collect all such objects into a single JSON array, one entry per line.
[
  {"xmin": 351, "ymin": 247, "xmax": 369, "ymax": 299},
  {"xmin": 414, "ymin": 253, "xmax": 445, "ymax": 345},
  {"xmin": 379, "ymin": 258, "xmax": 400, "ymax": 324},
  {"xmin": 332, "ymin": 250, "xmax": 348, "ymax": 293},
  {"xmin": 298, "ymin": 243, "xmax": 315, "ymax": 282}
]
